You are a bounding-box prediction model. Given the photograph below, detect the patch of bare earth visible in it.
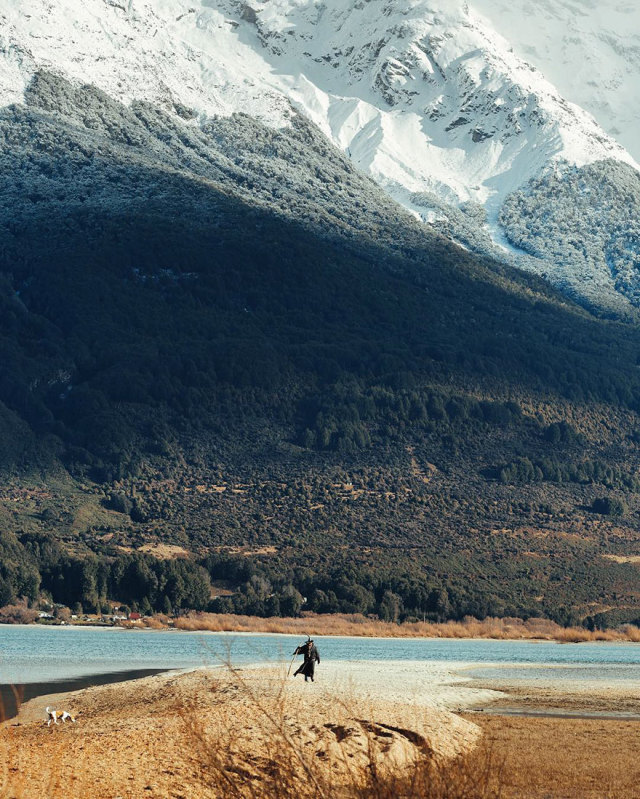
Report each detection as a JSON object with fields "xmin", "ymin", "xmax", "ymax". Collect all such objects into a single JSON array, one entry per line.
[
  {"xmin": 138, "ymin": 543, "xmax": 191, "ymax": 559},
  {"xmin": 603, "ymin": 554, "xmax": 640, "ymax": 564}
]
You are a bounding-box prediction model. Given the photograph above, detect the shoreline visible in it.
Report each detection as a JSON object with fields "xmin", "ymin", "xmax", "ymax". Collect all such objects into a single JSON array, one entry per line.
[
  {"xmin": 0, "ymin": 668, "xmax": 170, "ymax": 723},
  {"xmin": 6, "ymin": 653, "xmax": 639, "ymax": 726},
  {"xmin": 9, "ymin": 671, "xmax": 636, "ymax": 725},
  {"xmin": 7, "ymin": 611, "xmax": 640, "ymax": 644},
  {"xmin": 471, "ymin": 707, "xmax": 640, "ymax": 721},
  {"xmin": 9, "ymin": 620, "xmax": 640, "ymax": 647},
  {"xmin": 464, "ymin": 668, "xmax": 640, "ymax": 720},
  {"xmin": 4, "ymin": 627, "xmax": 640, "ymax": 723},
  {"xmin": 3, "ymin": 659, "xmax": 504, "ymax": 721},
  {"xmin": 4, "ymin": 629, "xmax": 640, "ymax": 727},
  {"xmin": 4, "ymin": 662, "xmax": 640, "ymax": 797}
]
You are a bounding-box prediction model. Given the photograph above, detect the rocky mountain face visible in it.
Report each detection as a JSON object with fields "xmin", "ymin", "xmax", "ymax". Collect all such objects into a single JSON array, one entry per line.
[
  {"xmin": 470, "ymin": 0, "xmax": 640, "ymax": 165},
  {"xmin": 1, "ymin": 0, "xmax": 640, "ymax": 312}
]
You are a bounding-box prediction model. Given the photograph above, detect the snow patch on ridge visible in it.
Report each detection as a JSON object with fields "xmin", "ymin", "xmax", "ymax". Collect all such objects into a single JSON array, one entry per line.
[
  {"xmin": 1, "ymin": 0, "xmax": 636, "ymax": 224},
  {"xmin": 2, "ymin": 0, "xmax": 640, "ymax": 316},
  {"xmin": 0, "ymin": 0, "xmax": 292, "ymax": 125},
  {"xmin": 470, "ymin": 0, "xmax": 640, "ymax": 164}
]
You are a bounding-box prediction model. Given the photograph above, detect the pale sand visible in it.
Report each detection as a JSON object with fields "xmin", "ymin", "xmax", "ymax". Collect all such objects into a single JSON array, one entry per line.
[
  {"xmin": 471, "ymin": 679, "xmax": 640, "ymax": 717},
  {"xmin": 280, "ymin": 658, "xmax": 506, "ymax": 710},
  {"xmin": 4, "ymin": 659, "xmax": 637, "ymax": 798},
  {"xmin": 0, "ymin": 661, "xmax": 489, "ymax": 799}
]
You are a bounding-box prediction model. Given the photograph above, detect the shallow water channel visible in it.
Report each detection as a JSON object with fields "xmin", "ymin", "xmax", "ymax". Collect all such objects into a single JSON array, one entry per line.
[{"xmin": 1, "ymin": 625, "xmax": 639, "ymax": 718}]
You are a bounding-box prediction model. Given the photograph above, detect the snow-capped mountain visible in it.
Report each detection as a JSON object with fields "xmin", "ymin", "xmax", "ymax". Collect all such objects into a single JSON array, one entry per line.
[
  {"xmin": 471, "ymin": 0, "xmax": 640, "ymax": 165},
  {"xmin": 1, "ymin": 0, "xmax": 639, "ymax": 312},
  {"xmin": 2, "ymin": 0, "xmax": 634, "ymax": 212}
]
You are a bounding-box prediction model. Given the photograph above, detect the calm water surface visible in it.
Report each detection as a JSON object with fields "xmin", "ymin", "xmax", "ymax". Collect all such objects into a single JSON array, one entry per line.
[{"xmin": 2, "ymin": 625, "xmax": 640, "ymax": 686}]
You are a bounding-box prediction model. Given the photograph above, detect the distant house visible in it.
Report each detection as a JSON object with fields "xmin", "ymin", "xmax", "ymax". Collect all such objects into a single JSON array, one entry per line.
[
  {"xmin": 129, "ymin": 612, "xmax": 141, "ymax": 621},
  {"xmin": 38, "ymin": 611, "xmax": 53, "ymax": 619}
]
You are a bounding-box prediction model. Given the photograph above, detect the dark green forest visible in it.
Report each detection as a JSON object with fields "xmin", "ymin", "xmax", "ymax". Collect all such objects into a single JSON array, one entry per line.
[{"xmin": 2, "ymin": 73, "xmax": 640, "ymax": 626}]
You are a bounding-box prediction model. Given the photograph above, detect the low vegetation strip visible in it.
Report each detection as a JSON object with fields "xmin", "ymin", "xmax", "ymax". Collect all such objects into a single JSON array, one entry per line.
[{"xmin": 171, "ymin": 612, "xmax": 640, "ymax": 643}]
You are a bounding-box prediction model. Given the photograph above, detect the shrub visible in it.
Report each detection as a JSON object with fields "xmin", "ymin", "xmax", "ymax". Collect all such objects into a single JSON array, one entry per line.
[
  {"xmin": 0, "ymin": 603, "xmax": 38, "ymax": 624},
  {"xmin": 591, "ymin": 496, "xmax": 628, "ymax": 517}
]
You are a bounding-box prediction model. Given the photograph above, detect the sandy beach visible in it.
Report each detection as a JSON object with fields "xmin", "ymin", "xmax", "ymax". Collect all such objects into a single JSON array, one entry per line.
[
  {"xmin": 2, "ymin": 658, "xmax": 640, "ymax": 798},
  {"xmin": 0, "ymin": 660, "xmax": 489, "ymax": 799},
  {"xmin": 464, "ymin": 666, "xmax": 640, "ymax": 717}
]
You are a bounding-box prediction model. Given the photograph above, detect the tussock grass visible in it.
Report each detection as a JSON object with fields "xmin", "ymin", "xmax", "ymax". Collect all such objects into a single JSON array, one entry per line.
[
  {"xmin": 172, "ymin": 611, "xmax": 640, "ymax": 643},
  {"xmin": 139, "ymin": 615, "xmax": 167, "ymax": 630},
  {"xmin": 180, "ymin": 664, "xmax": 502, "ymax": 799}
]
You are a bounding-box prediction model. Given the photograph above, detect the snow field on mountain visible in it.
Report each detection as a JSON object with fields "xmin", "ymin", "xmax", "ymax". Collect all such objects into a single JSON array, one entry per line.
[
  {"xmin": 1, "ymin": 0, "xmax": 640, "ymax": 312},
  {"xmin": 470, "ymin": 0, "xmax": 640, "ymax": 163},
  {"xmin": 2, "ymin": 0, "xmax": 636, "ymax": 216},
  {"xmin": 0, "ymin": 0, "xmax": 290, "ymax": 124}
]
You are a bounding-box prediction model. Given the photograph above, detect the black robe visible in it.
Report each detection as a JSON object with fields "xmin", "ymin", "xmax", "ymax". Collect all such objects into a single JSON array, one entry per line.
[{"xmin": 293, "ymin": 642, "xmax": 320, "ymax": 680}]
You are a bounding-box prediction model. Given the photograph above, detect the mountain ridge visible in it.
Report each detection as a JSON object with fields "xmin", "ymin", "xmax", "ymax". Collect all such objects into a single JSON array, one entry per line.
[
  {"xmin": 2, "ymin": 6, "xmax": 640, "ymax": 624},
  {"xmin": 2, "ymin": 0, "xmax": 640, "ymax": 313},
  {"xmin": 3, "ymin": 0, "xmax": 634, "ymax": 204},
  {"xmin": 471, "ymin": 0, "xmax": 640, "ymax": 164}
]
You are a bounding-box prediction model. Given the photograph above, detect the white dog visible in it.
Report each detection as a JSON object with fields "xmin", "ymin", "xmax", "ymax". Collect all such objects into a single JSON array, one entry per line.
[{"xmin": 45, "ymin": 706, "xmax": 76, "ymax": 726}]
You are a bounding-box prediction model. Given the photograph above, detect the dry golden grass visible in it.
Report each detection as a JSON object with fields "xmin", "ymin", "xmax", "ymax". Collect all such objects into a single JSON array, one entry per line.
[
  {"xmin": 471, "ymin": 714, "xmax": 640, "ymax": 799},
  {"xmin": 185, "ymin": 718, "xmax": 502, "ymax": 799},
  {"xmin": 602, "ymin": 554, "xmax": 640, "ymax": 564},
  {"xmin": 0, "ymin": 666, "xmax": 497, "ymax": 799},
  {"xmin": 179, "ymin": 665, "xmax": 502, "ymax": 799},
  {"xmin": 138, "ymin": 543, "xmax": 191, "ymax": 559},
  {"xmin": 139, "ymin": 614, "xmax": 168, "ymax": 629},
  {"xmin": 172, "ymin": 611, "xmax": 640, "ymax": 643}
]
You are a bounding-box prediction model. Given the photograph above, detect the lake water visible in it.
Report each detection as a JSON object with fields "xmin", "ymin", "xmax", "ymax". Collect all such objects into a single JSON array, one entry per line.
[{"xmin": 2, "ymin": 624, "xmax": 640, "ymax": 687}]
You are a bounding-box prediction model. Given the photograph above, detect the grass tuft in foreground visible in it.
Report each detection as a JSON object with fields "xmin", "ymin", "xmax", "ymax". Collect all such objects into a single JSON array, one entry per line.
[{"xmin": 179, "ymin": 665, "xmax": 502, "ymax": 799}]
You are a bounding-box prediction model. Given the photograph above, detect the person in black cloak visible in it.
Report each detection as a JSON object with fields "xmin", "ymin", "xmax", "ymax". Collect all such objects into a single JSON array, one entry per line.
[{"xmin": 293, "ymin": 637, "xmax": 320, "ymax": 682}]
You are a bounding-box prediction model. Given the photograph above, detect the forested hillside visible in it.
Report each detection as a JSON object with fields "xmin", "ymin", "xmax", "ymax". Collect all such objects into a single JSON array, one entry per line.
[
  {"xmin": 2, "ymin": 73, "xmax": 640, "ymax": 626},
  {"xmin": 500, "ymin": 160, "xmax": 640, "ymax": 311}
]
